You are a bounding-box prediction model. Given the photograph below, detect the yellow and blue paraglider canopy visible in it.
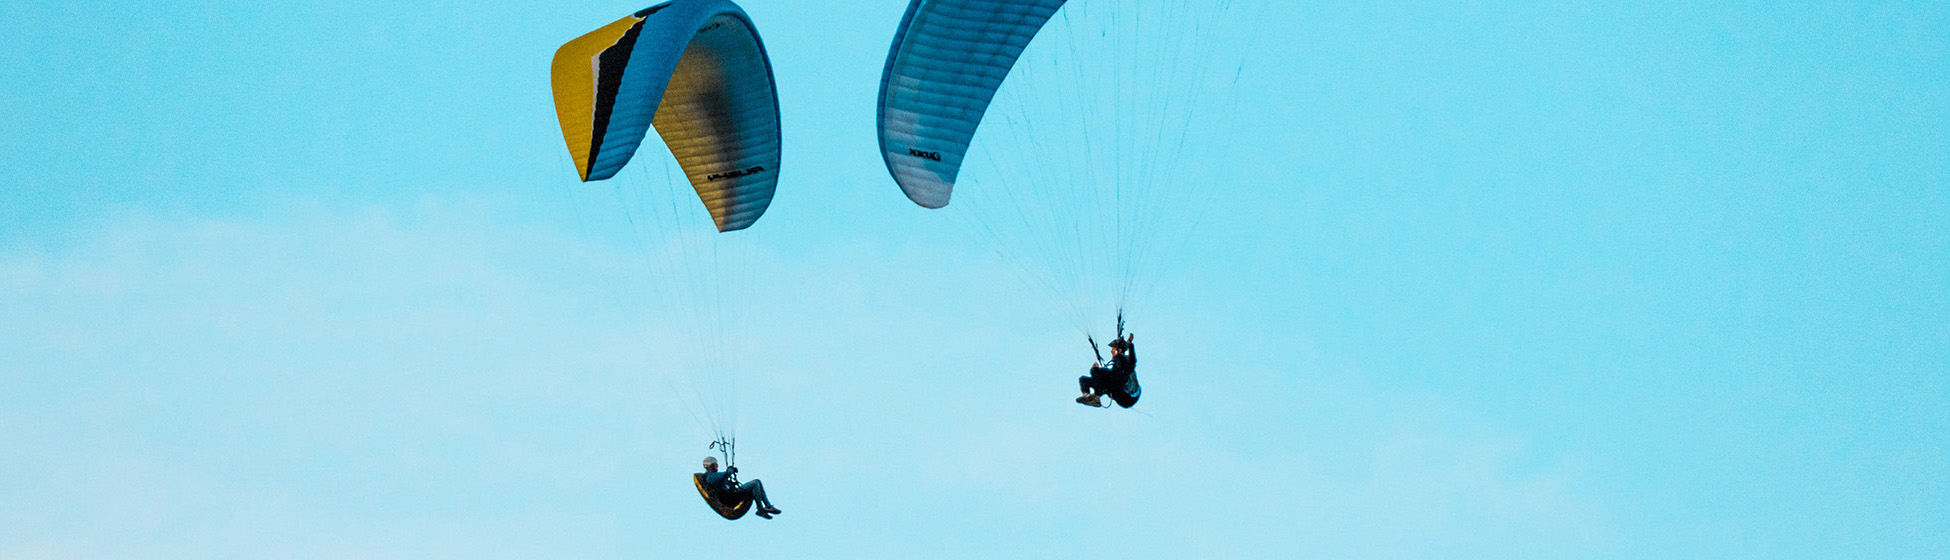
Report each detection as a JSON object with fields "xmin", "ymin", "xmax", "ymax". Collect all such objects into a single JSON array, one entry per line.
[{"xmin": 551, "ymin": 0, "xmax": 782, "ymax": 232}]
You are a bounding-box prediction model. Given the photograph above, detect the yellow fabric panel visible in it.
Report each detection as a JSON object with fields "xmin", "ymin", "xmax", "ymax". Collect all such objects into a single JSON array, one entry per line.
[
  {"xmin": 692, "ymin": 473, "xmax": 751, "ymax": 520},
  {"xmin": 653, "ymin": 15, "xmax": 778, "ymax": 230},
  {"xmin": 657, "ymin": 41, "xmax": 732, "ymax": 212},
  {"xmin": 550, "ymin": 15, "xmax": 644, "ymax": 181}
]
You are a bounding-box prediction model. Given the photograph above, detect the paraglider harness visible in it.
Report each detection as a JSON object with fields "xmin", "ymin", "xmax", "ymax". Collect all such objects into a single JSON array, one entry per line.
[
  {"xmin": 693, "ymin": 436, "xmax": 755, "ymax": 520},
  {"xmin": 1084, "ymin": 313, "xmax": 1142, "ymax": 408}
]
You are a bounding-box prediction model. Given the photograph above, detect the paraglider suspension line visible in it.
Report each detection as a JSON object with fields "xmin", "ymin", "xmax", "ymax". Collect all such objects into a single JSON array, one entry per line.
[{"xmin": 1089, "ymin": 310, "xmax": 1129, "ymax": 367}]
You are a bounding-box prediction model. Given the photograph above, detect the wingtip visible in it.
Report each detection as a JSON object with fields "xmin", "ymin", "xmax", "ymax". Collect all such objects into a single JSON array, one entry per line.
[{"xmin": 898, "ymin": 180, "xmax": 953, "ymax": 209}]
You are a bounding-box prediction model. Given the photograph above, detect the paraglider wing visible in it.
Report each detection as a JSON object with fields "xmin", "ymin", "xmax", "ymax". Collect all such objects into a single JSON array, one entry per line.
[
  {"xmin": 551, "ymin": 0, "xmax": 782, "ymax": 231},
  {"xmin": 876, "ymin": 0, "xmax": 1068, "ymax": 208}
]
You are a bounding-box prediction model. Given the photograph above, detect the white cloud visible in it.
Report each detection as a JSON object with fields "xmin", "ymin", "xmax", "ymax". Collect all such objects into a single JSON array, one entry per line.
[{"xmin": 0, "ymin": 197, "xmax": 1607, "ymax": 559}]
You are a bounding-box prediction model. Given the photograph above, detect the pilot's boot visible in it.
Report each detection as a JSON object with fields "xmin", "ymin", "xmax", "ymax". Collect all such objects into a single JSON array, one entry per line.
[{"xmin": 1076, "ymin": 392, "xmax": 1102, "ymax": 407}]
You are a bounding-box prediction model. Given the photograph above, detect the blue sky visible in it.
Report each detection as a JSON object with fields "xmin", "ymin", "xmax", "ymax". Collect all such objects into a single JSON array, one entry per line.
[{"xmin": 2, "ymin": 1, "xmax": 1946, "ymax": 558}]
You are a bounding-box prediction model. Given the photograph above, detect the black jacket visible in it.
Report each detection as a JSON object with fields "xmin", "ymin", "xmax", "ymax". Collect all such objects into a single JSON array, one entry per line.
[
  {"xmin": 702, "ymin": 467, "xmax": 737, "ymax": 494},
  {"xmin": 1111, "ymin": 348, "xmax": 1136, "ymax": 377}
]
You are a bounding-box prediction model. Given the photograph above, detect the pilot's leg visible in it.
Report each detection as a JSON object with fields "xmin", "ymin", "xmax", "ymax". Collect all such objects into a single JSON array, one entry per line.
[
  {"xmin": 1077, "ymin": 370, "xmax": 1107, "ymax": 406},
  {"xmin": 741, "ymin": 480, "xmax": 780, "ymax": 515},
  {"xmin": 1082, "ymin": 366, "xmax": 1112, "ymax": 392},
  {"xmin": 748, "ymin": 481, "xmax": 769, "ymax": 507}
]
